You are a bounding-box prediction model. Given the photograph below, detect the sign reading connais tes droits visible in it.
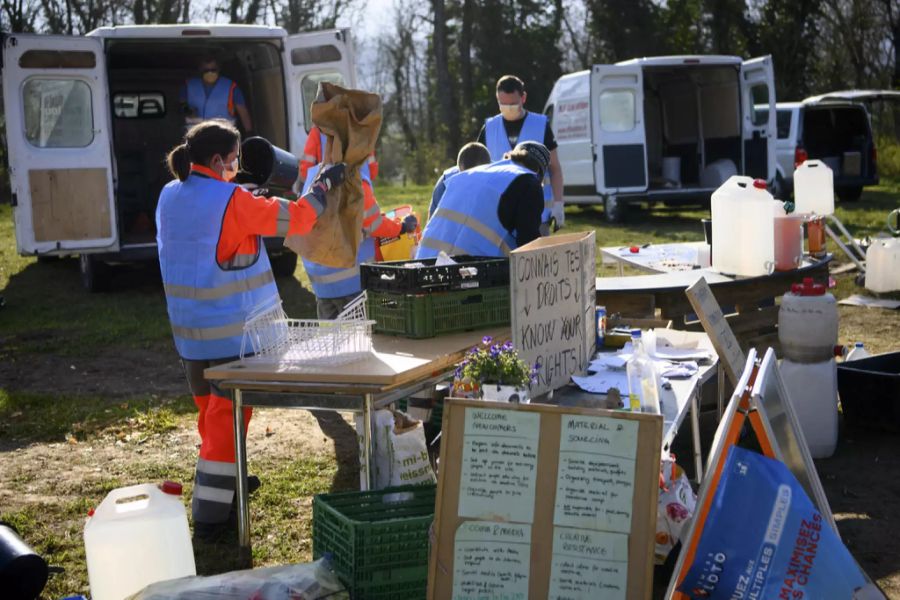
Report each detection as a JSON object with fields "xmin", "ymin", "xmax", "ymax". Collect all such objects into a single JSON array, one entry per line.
[{"xmin": 510, "ymin": 231, "xmax": 596, "ymax": 397}]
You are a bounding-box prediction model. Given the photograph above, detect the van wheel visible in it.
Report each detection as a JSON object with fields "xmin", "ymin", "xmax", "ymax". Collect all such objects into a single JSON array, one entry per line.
[
  {"xmin": 837, "ymin": 186, "xmax": 863, "ymax": 202},
  {"xmin": 604, "ymin": 196, "xmax": 624, "ymax": 223},
  {"xmin": 271, "ymin": 252, "xmax": 298, "ymax": 278},
  {"xmin": 79, "ymin": 255, "xmax": 112, "ymax": 293}
]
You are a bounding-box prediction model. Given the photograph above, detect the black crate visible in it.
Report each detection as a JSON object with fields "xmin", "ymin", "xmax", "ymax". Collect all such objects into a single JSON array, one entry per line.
[
  {"xmin": 361, "ymin": 256, "xmax": 509, "ymax": 294},
  {"xmin": 837, "ymin": 351, "xmax": 900, "ymax": 431}
]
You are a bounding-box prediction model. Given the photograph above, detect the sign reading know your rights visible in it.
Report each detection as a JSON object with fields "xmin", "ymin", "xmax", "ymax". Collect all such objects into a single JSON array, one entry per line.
[{"xmin": 510, "ymin": 231, "xmax": 596, "ymax": 397}]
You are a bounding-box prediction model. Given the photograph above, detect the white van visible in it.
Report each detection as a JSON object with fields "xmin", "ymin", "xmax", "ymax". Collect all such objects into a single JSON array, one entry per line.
[
  {"xmin": 544, "ymin": 55, "xmax": 776, "ymax": 221},
  {"xmin": 1, "ymin": 25, "xmax": 357, "ymax": 290}
]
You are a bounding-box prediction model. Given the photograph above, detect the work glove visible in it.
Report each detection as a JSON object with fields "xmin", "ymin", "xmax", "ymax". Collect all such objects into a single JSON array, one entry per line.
[
  {"xmin": 400, "ymin": 214, "xmax": 419, "ymax": 234},
  {"xmin": 313, "ymin": 162, "xmax": 346, "ymax": 193},
  {"xmin": 551, "ymin": 202, "xmax": 565, "ymax": 230}
]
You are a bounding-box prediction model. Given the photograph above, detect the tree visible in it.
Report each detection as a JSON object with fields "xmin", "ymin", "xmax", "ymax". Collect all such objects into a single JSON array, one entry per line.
[
  {"xmin": 431, "ymin": 0, "xmax": 460, "ymax": 154},
  {"xmin": 755, "ymin": 0, "xmax": 822, "ymax": 101},
  {"xmin": 2, "ymin": 0, "xmax": 40, "ymax": 32}
]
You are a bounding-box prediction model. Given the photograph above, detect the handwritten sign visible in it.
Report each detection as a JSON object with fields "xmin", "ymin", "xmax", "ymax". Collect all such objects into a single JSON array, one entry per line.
[
  {"xmin": 549, "ymin": 527, "xmax": 629, "ymax": 600},
  {"xmin": 554, "ymin": 415, "xmax": 638, "ymax": 533},
  {"xmin": 511, "ymin": 231, "xmax": 596, "ymax": 397},
  {"xmin": 458, "ymin": 408, "xmax": 541, "ymax": 523},
  {"xmin": 452, "ymin": 521, "xmax": 532, "ymax": 600}
]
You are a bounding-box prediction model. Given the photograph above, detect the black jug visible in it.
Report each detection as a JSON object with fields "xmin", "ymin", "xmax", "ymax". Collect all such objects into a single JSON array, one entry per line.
[{"xmin": 0, "ymin": 522, "xmax": 48, "ymax": 600}]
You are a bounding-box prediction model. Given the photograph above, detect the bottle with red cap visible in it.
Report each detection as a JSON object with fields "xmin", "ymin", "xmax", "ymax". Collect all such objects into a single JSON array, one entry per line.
[
  {"xmin": 84, "ymin": 481, "xmax": 195, "ymax": 600},
  {"xmin": 710, "ymin": 175, "xmax": 776, "ymax": 277}
]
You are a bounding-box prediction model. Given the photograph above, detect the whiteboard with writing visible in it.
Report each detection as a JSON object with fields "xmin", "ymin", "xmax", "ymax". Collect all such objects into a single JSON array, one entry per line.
[{"xmin": 511, "ymin": 231, "xmax": 596, "ymax": 397}]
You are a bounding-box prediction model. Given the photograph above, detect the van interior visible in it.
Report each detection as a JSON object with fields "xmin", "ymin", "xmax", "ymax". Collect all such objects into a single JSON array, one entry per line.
[
  {"xmin": 106, "ymin": 39, "xmax": 289, "ymax": 245},
  {"xmin": 642, "ymin": 65, "xmax": 745, "ymax": 190},
  {"xmin": 800, "ymin": 104, "xmax": 873, "ymax": 180}
]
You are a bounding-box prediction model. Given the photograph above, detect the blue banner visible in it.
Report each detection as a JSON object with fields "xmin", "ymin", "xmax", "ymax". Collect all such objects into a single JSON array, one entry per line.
[{"xmin": 678, "ymin": 446, "xmax": 868, "ymax": 599}]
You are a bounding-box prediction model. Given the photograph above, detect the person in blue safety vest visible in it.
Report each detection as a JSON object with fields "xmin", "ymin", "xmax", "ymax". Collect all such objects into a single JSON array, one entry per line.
[
  {"xmin": 181, "ymin": 55, "xmax": 253, "ymax": 133},
  {"xmin": 301, "ymin": 161, "xmax": 418, "ymax": 319},
  {"xmin": 428, "ymin": 142, "xmax": 491, "ymax": 219},
  {"xmin": 157, "ymin": 119, "xmax": 345, "ymax": 541},
  {"xmin": 477, "ymin": 75, "xmax": 564, "ymax": 232},
  {"xmin": 416, "ymin": 141, "xmax": 549, "ymax": 260}
]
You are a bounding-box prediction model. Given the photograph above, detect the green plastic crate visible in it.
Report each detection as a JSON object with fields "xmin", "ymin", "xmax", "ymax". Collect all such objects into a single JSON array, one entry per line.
[
  {"xmin": 312, "ymin": 484, "xmax": 436, "ymax": 600},
  {"xmin": 367, "ymin": 286, "xmax": 510, "ymax": 338}
]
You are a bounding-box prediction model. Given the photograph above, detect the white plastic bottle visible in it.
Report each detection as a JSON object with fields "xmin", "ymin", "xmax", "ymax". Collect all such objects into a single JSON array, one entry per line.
[
  {"xmin": 627, "ymin": 330, "xmax": 661, "ymax": 414},
  {"xmin": 84, "ymin": 481, "xmax": 196, "ymax": 600},
  {"xmin": 845, "ymin": 342, "xmax": 871, "ymax": 361}
]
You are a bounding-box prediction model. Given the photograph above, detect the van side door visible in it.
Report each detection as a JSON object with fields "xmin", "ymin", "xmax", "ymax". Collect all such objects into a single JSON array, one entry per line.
[
  {"xmin": 2, "ymin": 34, "xmax": 117, "ymax": 256},
  {"xmin": 283, "ymin": 29, "xmax": 357, "ymax": 163},
  {"xmin": 589, "ymin": 64, "xmax": 647, "ymax": 195},
  {"xmin": 741, "ymin": 56, "xmax": 776, "ymax": 183}
]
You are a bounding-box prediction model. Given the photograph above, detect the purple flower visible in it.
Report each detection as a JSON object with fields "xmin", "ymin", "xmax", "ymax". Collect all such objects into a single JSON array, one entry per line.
[
  {"xmin": 502, "ymin": 341, "xmax": 514, "ymax": 351},
  {"xmin": 482, "ymin": 335, "xmax": 493, "ymax": 345},
  {"xmin": 490, "ymin": 345, "xmax": 501, "ymax": 358}
]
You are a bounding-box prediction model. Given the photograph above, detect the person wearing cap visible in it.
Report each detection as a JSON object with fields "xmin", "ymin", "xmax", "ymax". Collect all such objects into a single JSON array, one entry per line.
[
  {"xmin": 416, "ymin": 141, "xmax": 548, "ymax": 259},
  {"xmin": 429, "ymin": 142, "xmax": 491, "ymax": 218},
  {"xmin": 477, "ymin": 75, "xmax": 564, "ymax": 229},
  {"xmin": 181, "ymin": 55, "xmax": 253, "ymax": 133}
]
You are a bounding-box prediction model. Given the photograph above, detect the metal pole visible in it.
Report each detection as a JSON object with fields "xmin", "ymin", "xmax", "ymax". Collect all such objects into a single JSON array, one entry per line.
[
  {"xmin": 363, "ymin": 393, "xmax": 375, "ymax": 491},
  {"xmin": 690, "ymin": 387, "xmax": 703, "ymax": 484},
  {"xmin": 825, "ymin": 224, "xmax": 866, "ymax": 273},
  {"xmin": 232, "ymin": 388, "xmax": 251, "ymax": 560}
]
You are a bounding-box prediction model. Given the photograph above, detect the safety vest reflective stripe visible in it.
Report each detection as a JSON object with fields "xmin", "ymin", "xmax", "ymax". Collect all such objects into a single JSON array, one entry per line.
[
  {"xmin": 363, "ymin": 204, "xmax": 380, "ymax": 219},
  {"xmin": 419, "ymin": 237, "xmax": 473, "ymax": 257},
  {"xmin": 308, "ymin": 265, "xmax": 360, "ymax": 284},
  {"xmin": 170, "ymin": 319, "xmax": 245, "ymax": 341},
  {"xmin": 197, "ymin": 457, "xmax": 237, "ymax": 476},
  {"xmin": 301, "ymin": 153, "xmax": 317, "ymax": 163},
  {"xmin": 275, "ymin": 198, "xmax": 291, "ymax": 237},
  {"xmin": 364, "ymin": 214, "xmax": 384, "ymax": 235},
  {"xmin": 218, "ymin": 253, "xmax": 258, "ymax": 270},
  {"xmin": 164, "ymin": 270, "xmax": 275, "ymax": 301},
  {"xmin": 431, "ymin": 207, "xmax": 512, "ymax": 255}
]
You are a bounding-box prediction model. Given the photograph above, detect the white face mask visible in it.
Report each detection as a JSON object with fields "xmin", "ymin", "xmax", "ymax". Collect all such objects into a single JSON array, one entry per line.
[{"xmin": 499, "ymin": 103, "xmax": 523, "ymax": 120}]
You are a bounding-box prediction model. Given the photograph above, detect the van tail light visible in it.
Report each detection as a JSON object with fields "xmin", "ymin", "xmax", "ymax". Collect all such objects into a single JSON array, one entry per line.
[
  {"xmin": 871, "ymin": 144, "xmax": 877, "ymax": 167},
  {"xmin": 794, "ymin": 147, "xmax": 808, "ymax": 169}
]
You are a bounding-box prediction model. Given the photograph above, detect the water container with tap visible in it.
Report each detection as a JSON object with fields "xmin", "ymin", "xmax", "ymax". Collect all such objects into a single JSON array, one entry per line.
[
  {"xmin": 773, "ymin": 202, "xmax": 804, "ymax": 271},
  {"xmin": 778, "ymin": 277, "xmax": 838, "ymax": 363},
  {"xmin": 711, "ymin": 176, "xmax": 775, "ymax": 277},
  {"xmin": 84, "ymin": 482, "xmax": 195, "ymax": 600},
  {"xmin": 793, "ymin": 160, "xmax": 834, "ymax": 215}
]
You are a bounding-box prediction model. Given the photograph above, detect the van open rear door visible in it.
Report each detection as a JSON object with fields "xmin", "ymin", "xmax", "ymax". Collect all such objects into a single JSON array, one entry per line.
[
  {"xmin": 283, "ymin": 29, "xmax": 357, "ymax": 160},
  {"xmin": 589, "ymin": 64, "xmax": 647, "ymax": 195},
  {"xmin": 2, "ymin": 34, "xmax": 117, "ymax": 256},
  {"xmin": 741, "ymin": 56, "xmax": 776, "ymax": 183}
]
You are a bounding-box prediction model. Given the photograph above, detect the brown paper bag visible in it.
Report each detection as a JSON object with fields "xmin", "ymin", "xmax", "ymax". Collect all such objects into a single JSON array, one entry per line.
[{"xmin": 284, "ymin": 82, "xmax": 382, "ymax": 268}]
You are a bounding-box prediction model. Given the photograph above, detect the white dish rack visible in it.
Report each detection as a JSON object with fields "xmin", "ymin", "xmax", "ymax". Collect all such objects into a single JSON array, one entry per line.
[{"xmin": 240, "ymin": 292, "xmax": 374, "ymax": 365}]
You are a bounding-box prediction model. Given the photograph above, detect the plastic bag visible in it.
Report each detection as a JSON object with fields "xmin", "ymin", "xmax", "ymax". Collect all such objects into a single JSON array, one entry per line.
[
  {"xmin": 389, "ymin": 416, "xmax": 436, "ymax": 487},
  {"xmin": 126, "ymin": 557, "xmax": 347, "ymax": 600},
  {"xmin": 656, "ymin": 453, "xmax": 696, "ymax": 562},
  {"xmin": 678, "ymin": 446, "xmax": 869, "ymax": 599},
  {"xmin": 354, "ymin": 409, "xmax": 395, "ymax": 490}
]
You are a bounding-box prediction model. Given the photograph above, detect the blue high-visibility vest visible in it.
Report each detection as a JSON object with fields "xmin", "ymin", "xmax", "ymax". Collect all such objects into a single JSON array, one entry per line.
[
  {"xmin": 301, "ymin": 163, "xmax": 375, "ymax": 299},
  {"xmin": 429, "ymin": 165, "xmax": 459, "ymax": 218},
  {"xmin": 484, "ymin": 111, "xmax": 553, "ymax": 221},
  {"xmin": 415, "ymin": 159, "xmax": 528, "ymax": 259},
  {"xmin": 185, "ymin": 76, "xmax": 237, "ymax": 123},
  {"xmin": 157, "ymin": 173, "xmax": 279, "ymax": 360}
]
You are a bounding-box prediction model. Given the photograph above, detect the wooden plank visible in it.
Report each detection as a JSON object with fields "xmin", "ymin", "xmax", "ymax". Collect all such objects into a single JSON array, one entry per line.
[
  {"xmin": 30, "ymin": 168, "xmax": 111, "ymax": 242},
  {"xmin": 429, "ymin": 399, "xmax": 662, "ymax": 600},
  {"xmin": 684, "ymin": 277, "xmax": 746, "ymax": 386},
  {"xmin": 597, "ymin": 292, "xmax": 656, "ymax": 318},
  {"xmin": 204, "ymin": 326, "xmax": 510, "ymax": 388}
]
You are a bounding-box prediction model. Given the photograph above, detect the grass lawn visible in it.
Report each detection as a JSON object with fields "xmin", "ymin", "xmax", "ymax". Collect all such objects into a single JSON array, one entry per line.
[{"xmin": 1, "ymin": 179, "xmax": 899, "ymax": 597}]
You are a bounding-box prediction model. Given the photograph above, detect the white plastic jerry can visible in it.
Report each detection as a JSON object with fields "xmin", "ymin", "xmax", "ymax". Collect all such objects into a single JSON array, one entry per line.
[
  {"xmin": 865, "ymin": 237, "xmax": 900, "ymax": 293},
  {"xmin": 84, "ymin": 482, "xmax": 195, "ymax": 600},
  {"xmin": 711, "ymin": 176, "xmax": 776, "ymax": 277},
  {"xmin": 793, "ymin": 159, "xmax": 835, "ymax": 216}
]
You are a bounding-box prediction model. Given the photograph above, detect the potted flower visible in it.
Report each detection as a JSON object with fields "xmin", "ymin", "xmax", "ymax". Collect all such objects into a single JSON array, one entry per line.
[{"xmin": 452, "ymin": 336, "xmax": 539, "ymax": 403}]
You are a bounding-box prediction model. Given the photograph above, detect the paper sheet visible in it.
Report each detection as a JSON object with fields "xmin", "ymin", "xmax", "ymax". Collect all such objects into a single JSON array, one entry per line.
[
  {"xmin": 452, "ymin": 521, "xmax": 531, "ymax": 600},
  {"xmin": 548, "ymin": 526, "xmax": 629, "ymax": 600},
  {"xmin": 572, "ymin": 369, "xmax": 629, "ymax": 395},
  {"xmin": 458, "ymin": 408, "xmax": 541, "ymax": 523},
  {"xmin": 838, "ymin": 294, "xmax": 900, "ymax": 309},
  {"xmin": 554, "ymin": 415, "xmax": 639, "ymax": 533}
]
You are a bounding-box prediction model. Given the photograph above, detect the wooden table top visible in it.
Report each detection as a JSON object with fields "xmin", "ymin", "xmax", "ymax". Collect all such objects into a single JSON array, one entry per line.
[{"xmin": 205, "ymin": 326, "xmax": 510, "ymax": 392}]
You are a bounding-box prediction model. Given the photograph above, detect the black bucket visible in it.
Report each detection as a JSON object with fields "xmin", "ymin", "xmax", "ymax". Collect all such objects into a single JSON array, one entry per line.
[
  {"xmin": 0, "ymin": 522, "xmax": 48, "ymax": 600},
  {"xmin": 240, "ymin": 137, "xmax": 300, "ymax": 191}
]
